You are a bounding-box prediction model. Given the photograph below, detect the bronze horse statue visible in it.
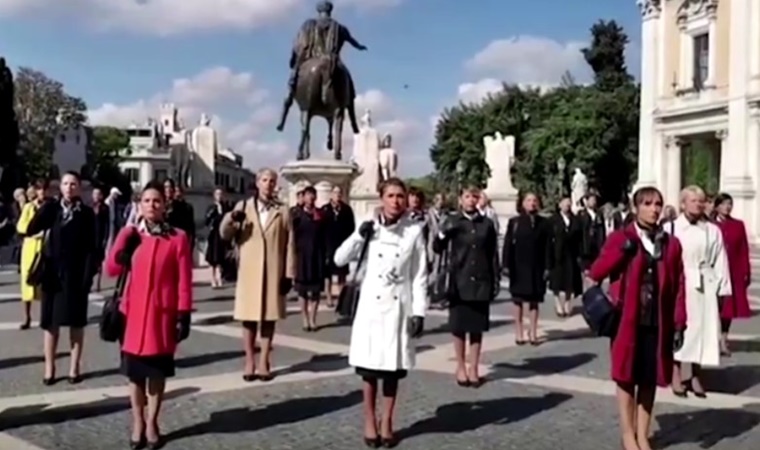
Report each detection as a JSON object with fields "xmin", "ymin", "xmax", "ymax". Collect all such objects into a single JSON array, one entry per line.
[{"xmin": 292, "ymin": 57, "xmax": 359, "ymax": 160}]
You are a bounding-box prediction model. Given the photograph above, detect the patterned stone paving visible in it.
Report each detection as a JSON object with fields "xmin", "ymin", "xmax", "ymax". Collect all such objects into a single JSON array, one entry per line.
[{"xmin": 0, "ymin": 267, "xmax": 758, "ymax": 449}]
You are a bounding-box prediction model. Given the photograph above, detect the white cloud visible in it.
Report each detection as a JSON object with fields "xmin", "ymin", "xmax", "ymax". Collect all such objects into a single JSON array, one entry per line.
[
  {"xmin": 87, "ymin": 66, "xmax": 280, "ymax": 168},
  {"xmin": 87, "ymin": 66, "xmax": 427, "ymax": 174},
  {"xmin": 457, "ymin": 78, "xmax": 503, "ymax": 104},
  {"xmin": 457, "ymin": 35, "xmax": 591, "ymax": 104},
  {"xmin": 0, "ymin": 0, "xmax": 403, "ymax": 35}
]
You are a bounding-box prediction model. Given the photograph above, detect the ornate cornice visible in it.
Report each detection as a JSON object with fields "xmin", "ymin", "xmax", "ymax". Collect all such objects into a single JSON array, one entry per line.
[
  {"xmin": 638, "ymin": 0, "xmax": 662, "ymax": 19},
  {"xmin": 715, "ymin": 128, "xmax": 728, "ymax": 140},
  {"xmin": 677, "ymin": 0, "xmax": 719, "ymax": 24}
]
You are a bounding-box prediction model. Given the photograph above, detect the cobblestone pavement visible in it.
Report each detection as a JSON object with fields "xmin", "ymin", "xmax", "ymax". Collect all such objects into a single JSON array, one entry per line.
[{"xmin": 0, "ymin": 267, "xmax": 759, "ymax": 449}]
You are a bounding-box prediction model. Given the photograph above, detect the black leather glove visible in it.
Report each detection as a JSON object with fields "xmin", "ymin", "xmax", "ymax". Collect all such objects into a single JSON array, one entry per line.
[
  {"xmin": 117, "ymin": 228, "xmax": 141, "ymax": 266},
  {"xmin": 408, "ymin": 316, "xmax": 424, "ymax": 338},
  {"xmin": 621, "ymin": 238, "xmax": 638, "ymax": 257},
  {"xmin": 673, "ymin": 329, "xmax": 685, "ymax": 352},
  {"xmin": 358, "ymin": 220, "xmax": 375, "ymax": 239},
  {"xmin": 176, "ymin": 312, "xmax": 191, "ymax": 342},
  {"xmin": 279, "ymin": 278, "xmax": 292, "ymax": 295},
  {"xmin": 231, "ymin": 210, "xmax": 246, "ymax": 222}
]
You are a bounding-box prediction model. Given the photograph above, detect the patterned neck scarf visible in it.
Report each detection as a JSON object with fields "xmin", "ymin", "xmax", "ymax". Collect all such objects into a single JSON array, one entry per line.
[
  {"xmin": 138, "ymin": 219, "xmax": 172, "ymax": 236},
  {"xmin": 60, "ymin": 198, "xmax": 81, "ymax": 224}
]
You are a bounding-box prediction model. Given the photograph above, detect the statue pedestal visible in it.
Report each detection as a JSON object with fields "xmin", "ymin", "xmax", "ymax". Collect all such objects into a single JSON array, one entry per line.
[
  {"xmin": 484, "ymin": 132, "xmax": 519, "ymax": 225},
  {"xmin": 280, "ymin": 159, "xmax": 360, "ymax": 207}
]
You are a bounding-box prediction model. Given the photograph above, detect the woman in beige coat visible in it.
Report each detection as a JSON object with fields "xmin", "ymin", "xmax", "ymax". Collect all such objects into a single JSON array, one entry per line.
[{"xmin": 220, "ymin": 168, "xmax": 295, "ymax": 382}]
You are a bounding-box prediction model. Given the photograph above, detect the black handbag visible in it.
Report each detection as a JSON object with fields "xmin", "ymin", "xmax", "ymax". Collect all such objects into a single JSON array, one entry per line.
[
  {"xmin": 335, "ymin": 234, "xmax": 372, "ymax": 320},
  {"xmin": 99, "ymin": 266, "xmax": 129, "ymax": 342},
  {"xmin": 581, "ymin": 285, "xmax": 621, "ymax": 338},
  {"xmin": 26, "ymin": 230, "xmax": 49, "ymax": 287}
]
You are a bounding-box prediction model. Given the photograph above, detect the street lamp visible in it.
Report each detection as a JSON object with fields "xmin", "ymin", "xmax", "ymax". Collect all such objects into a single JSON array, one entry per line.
[
  {"xmin": 556, "ymin": 156, "xmax": 566, "ymax": 197},
  {"xmin": 456, "ymin": 159, "xmax": 466, "ymax": 191}
]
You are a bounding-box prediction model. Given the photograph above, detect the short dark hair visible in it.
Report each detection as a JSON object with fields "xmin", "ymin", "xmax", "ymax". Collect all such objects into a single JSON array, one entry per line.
[
  {"xmin": 378, "ymin": 177, "xmax": 407, "ymax": 196},
  {"xmin": 163, "ymin": 179, "xmax": 176, "ymax": 189},
  {"xmin": 32, "ymin": 178, "xmax": 48, "ymax": 190},
  {"xmin": 302, "ymin": 186, "xmax": 317, "ymax": 196},
  {"xmin": 632, "ymin": 186, "xmax": 663, "ymax": 206},
  {"xmin": 714, "ymin": 192, "xmax": 733, "ymax": 208},
  {"xmin": 408, "ymin": 187, "xmax": 425, "ymax": 203},
  {"xmin": 62, "ymin": 171, "xmax": 81, "ymax": 181},
  {"xmin": 142, "ymin": 180, "xmax": 166, "ymax": 199},
  {"xmin": 516, "ymin": 190, "xmax": 542, "ymax": 214}
]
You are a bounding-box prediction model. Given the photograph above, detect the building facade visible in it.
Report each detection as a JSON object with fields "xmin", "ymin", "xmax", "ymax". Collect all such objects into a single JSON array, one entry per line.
[
  {"xmin": 636, "ymin": 0, "xmax": 760, "ymax": 240},
  {"xmin": 118, "ymin": 103, "xmax": 253, "ymax": 195}
]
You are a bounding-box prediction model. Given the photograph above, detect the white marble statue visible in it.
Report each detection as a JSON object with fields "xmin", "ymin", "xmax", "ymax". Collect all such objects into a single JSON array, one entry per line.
[
  {"xmin": 360, "ymin": 108, "xmax": 372, "ymax": 129},
  {"xmin": 571, "ymin": 167, "xmax": 588, "ymax": 211},
  {"xmin": 483, "ymin": 132, "xmax": 517, "ymax": 195},
  {"xmin": 378, "ymin": 133, "xmax": 398, "ymax": 180},
  {"xmin": 350, "ymin": 113, "xmax": 382, "ymax": 195},
  {"xmin": 188, "ymin": 113, "xmax": 218, "ymax": 189}
]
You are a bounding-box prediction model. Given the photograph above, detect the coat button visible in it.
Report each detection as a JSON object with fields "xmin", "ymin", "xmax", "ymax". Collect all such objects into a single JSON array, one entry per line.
[
  {"xmin": 394, "ymin": 296, "xmax": 398, "ymax": 300},
  {"xmin": 395, "ymin": 254, "xmax": 399, "ymax": 257},
  {"xmin": 377, "ymin": 296, "xmax": 380, "ymax": 299},
  {"xmin": 379, "ymin": 254, "xmax": 383, "ymax": 257}
]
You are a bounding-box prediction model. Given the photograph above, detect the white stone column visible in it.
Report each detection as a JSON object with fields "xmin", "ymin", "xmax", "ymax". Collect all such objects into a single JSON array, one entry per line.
[
  {"xmin": 748, "ymin": 107, "xmax": 760, "ymax": 242},
  {"xmin": 679, "ymin": 26, "xmax": 692, "ymax": 88},
  {"xmin": 722, "ymin": 0, "xmax": 755, "ymax": 204},
  {"xmin": 634, "ymin": 0, "xmax": 661, "ymax": 188},
  {"xmin": 139, "ymin": 161, "xmax": 153, "ymax": 187},
  {"xmin": 706, "ymin": 18, "xmax": 717, "ymax": 86},
  {"xmin": 751, "ymin": 0, "xmax": 760, "ymax": 91},
  {"xmin": 665, "ymin": 136, "xmax": 682, "ymax": 206}
]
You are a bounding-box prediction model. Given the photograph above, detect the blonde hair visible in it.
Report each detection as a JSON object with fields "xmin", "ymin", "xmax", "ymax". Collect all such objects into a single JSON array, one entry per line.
[
  {"xmin": 26, "ymin": 186, "xmax": 37, "ymax": 201},
  {"xmin": 679, "ymin": 185, "xmax": 706, "ymax": 213},
  {"xmin": 679, "ymin": 185, "xmax": 705, "ymax": 204},
  {"xmin": 256, "ymin": 167, "xmax": 278, "ymax": 179}
]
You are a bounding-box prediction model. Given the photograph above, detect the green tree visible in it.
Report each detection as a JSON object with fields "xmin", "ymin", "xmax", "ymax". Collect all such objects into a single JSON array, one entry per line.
[
  {"xmin": 580, "ymin": 20, "xmax": 639, "ymax": 202},
  {"xmin": 14, "ymin": 67, "xmax": 87, "ymax": 180},
  {"xmin": 90, "ymin": 126, "xmax": 133, "ymax": 196},
  {"xmin": 581, "ymin": 20, "xmax": 633, "ymax": 91},
  {"xmin": 429, "ymin": 84, "xmax": 540, "ymax": 193}
]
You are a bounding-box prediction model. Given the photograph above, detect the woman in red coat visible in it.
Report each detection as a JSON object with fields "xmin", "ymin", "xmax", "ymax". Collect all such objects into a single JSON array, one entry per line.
[
  {"xmin": 588, "ymin": 186, "xmax": 686, "ymax": 450},
  {"xmin": 714, "ymin": 193, "xmax": 752, "ymax": 355},
  {"xmin": 106, "ymin": 181, "xmax": 193, "ymax": 449}
]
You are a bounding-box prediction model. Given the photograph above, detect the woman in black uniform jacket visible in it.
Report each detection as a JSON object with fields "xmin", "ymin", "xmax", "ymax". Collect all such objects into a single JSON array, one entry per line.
[
  {"xmin": 503, "ymin": 191, "xmax": 551, "ymax": 346},
  {"xmin": 26, "ymin": 171, "xmax": 97, "ymax": 385},
  {"xmin": 434, "ymin": 186, "xmax": 499, "ymax": 387}
]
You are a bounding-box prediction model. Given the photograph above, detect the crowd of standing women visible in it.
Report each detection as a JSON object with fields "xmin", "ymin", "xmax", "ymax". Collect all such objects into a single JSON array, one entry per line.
[{"xmin": 1, "ymin": 166, "xmax": 752, "ymax": 450}]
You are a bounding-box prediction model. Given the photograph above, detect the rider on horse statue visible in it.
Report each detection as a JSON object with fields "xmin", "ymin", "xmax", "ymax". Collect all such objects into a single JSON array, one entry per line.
[{"xmin": 276, "ymin": 0, "xmax": 366, "ymax": 132}]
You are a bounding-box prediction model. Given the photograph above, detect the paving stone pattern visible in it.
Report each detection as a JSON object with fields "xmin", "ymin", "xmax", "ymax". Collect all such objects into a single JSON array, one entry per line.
[{"xmin": 0, "ymin": 270, "xmax": 758, "ymax": 449}]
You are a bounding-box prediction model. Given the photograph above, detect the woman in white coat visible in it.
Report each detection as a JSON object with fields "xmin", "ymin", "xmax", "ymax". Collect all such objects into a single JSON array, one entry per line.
[
  {"xmin": 670, "ymin": 186, "xmax": 731, "ymax": 397},
  {"xmin": 334, "ymin": 177, "xmax": 427, "ymax": 448}
]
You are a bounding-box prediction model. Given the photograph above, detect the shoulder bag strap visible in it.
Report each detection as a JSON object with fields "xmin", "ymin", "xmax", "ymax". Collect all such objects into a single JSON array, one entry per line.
[{"xmin": 351, "ymin": 233, "xmax": 373, "ymax": 283}]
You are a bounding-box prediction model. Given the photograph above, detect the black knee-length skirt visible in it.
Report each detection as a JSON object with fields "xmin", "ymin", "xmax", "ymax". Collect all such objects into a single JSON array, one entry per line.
[
  {"xmin": 355, "ymin": 367, "xmax": 407, "ymax": 380},
  {"xmin": 448, "ymin": 300, "xmax": 490, "ymax": 334},
  {"xmin": 632, "ymin": 327, "xmax": 658, "ymax": 387},
  {"xmin": 121, "ymin": 352, "xmax": 175, "ymax": 381}
]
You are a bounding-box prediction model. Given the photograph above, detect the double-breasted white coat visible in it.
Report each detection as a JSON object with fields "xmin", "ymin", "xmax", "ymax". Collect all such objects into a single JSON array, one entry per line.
[
  {"xmin": 670, "ymin": 215, "xmax": 732, "ymax": 367},
  {"xmin": 334, "ymin": 215, "xmax": 428, "ymax": 372}
]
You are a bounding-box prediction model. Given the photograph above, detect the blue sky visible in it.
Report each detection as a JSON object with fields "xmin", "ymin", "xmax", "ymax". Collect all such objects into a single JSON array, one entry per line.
[{"xmin": 0, "ymin": 0, "xmax": 642, "ymax": 175}]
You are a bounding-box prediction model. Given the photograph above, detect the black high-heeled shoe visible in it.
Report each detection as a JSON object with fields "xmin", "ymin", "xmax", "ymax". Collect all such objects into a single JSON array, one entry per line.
[
  {"xmin": 242, "ymin": 373, "xmax": 258, "ymax": 382},
  {"xmin": 380, "ymin": 435, "xmax": 397, "ymax": 448},
  {"xmin": 129, "ymin": 435, "xmax": 146, "ymax": 449},
  {"xmin": 363, "ymin": 436, "xmax": 380, "ymax": 448},
  {"xmin": 146, "ymin": 435, "xmax": 163, "ymax": 450},
  {"xmin": 42, "ymin": 374, "xmax": 56, "ymax": 386},
  {"xmin": 68, "ymin": 375, "xmax": 83, "ymax": 384}
]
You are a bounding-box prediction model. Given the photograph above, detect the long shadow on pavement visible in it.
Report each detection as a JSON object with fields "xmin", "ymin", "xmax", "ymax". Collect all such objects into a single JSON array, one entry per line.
[
  {"xmin": 652, "ymin": 405, "xmax": 760, "ymax": 448},
  {"xmin": 490, "ymin": 352, "xmax": 596, "ymax": 380},
  {"xmin": 165, "ymin": 391, "xmax": 362, "ymax": 442},
  {"xmin": 0, "ymin": 386, "xmax": 200, "ymax": 431},
  {"xmin": 398, "ymin": 392, "xmax": 572, "ymax": 440}
]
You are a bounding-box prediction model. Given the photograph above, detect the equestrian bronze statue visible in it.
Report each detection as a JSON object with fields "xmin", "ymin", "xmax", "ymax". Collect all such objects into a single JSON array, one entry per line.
[{"xmin": 276, "ymin": 1, "xmax": 364, "ymax": 160}]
